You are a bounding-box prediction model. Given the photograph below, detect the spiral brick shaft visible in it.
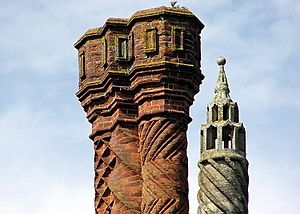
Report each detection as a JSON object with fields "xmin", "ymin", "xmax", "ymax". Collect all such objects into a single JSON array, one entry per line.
[{"xmin": 139, "ymin": 117, "xmax": 189, "ymax": 213}]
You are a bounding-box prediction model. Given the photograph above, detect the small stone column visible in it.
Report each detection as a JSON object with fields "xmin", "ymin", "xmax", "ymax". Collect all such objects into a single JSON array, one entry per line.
[{"xmin": 198, "ymin": 57, "xmax": 249, "ymax": 214}]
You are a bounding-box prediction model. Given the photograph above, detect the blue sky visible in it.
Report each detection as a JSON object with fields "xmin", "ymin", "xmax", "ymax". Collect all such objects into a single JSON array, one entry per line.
[{"xmin": 0, "ymin": 0, "xmax": 299, "ymax": 213}]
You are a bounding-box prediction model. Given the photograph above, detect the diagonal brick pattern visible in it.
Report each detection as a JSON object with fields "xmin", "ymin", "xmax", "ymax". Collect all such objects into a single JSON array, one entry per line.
[
  {"xmin": 93, "ymin": 134, "xmax": 116, "ymax": 213},
  {"xmin": 139, "ymin": 117, "xmax": 189, "ymax": 213},
  {"xmin": 109, "ymin": 124, "xmax": 142, "ymax": 213}
]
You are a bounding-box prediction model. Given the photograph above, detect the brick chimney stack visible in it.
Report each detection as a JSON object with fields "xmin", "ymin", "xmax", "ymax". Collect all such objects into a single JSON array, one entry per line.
[{"xmin": 75, "ymin": 7, "xmax": 204, "ymax": 213}]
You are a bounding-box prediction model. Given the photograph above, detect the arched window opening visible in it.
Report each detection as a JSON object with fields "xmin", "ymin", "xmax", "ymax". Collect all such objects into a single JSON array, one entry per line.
[
  {"xmin": 212, "ymin": 105, "xmax": 218, "ymax": 122},
  {"xmin": 222, "ymin": 125, "xmax": 233, "ymax": 149},
  {"xmin": 238, "ymin": 129, "xmax": 246, "ymax": 153},
  {"xmin": 223, "ymin": 104, "xmax": 229, "ymax": 121},
  {"xmin": 207, "ymin": 126, "xmax": 217, "ymax": 150},
  {"xmin": 234, "ymin": 105, "xmax": 239, "ymax": 122}
]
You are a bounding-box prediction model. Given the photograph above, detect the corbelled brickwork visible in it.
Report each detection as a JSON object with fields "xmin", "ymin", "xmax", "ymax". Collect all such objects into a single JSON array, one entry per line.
[
  {"xmin": 75, "ymin": 6, "xmax": 204, "ymax": 213},
  {"xmin": 197, "ymin": 57, "xmax": 249, "ymax": 213}
]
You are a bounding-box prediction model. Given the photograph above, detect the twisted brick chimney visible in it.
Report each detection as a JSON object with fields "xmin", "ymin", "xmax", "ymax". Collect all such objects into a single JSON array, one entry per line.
[{"xmin": 75, "ymin": 7, "xmax": 204, "ymax": 213}]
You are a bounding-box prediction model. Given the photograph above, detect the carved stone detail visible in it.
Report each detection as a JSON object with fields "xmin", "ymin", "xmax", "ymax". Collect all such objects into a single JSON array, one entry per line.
[
  {"xmin": 198, "ymin": 158, "xmax": 248, "ymax": 214},
  {"xmin": 198, "ymin": 57, "xmax": 249, "ymax": 213}
]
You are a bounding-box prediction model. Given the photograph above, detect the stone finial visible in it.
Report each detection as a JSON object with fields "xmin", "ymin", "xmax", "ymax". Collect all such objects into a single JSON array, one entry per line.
[
  {"xmin": 217, "ymin": 56, "xmax": 226, "ymax": 66},
  {"xmin": 214, "ymin": 56, "xmax": 230, "ymax": 100}
]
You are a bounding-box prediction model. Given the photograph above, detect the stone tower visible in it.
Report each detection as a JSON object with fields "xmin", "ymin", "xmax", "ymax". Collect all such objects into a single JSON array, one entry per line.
[
  {"xmin": 197, "ymin": 57, "xmax": 249, "ymax": 213},
  {"xmin": 75, "ymin": 7, "xmax": 204, "ymax": 213}
]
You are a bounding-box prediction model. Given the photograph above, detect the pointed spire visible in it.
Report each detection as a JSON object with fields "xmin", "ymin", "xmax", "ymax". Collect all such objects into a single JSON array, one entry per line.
[{"xmin": 214, "ymin": 56, "xmax": 231, "ymax": 101}]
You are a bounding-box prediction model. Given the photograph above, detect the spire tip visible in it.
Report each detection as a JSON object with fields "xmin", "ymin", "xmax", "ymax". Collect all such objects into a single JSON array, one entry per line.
[{"xmin": 214, "ymin": 56, "xmax": 230, "ymax": 100}]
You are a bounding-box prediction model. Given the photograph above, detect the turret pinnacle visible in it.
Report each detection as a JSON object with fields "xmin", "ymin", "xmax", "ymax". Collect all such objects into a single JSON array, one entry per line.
[
  {"xmin": 214, "ymin": 56, "xmax": 231, "ymax": 101},
  {"xmin": 198, "ymin": 56, "xmax": 248, "ymax": 214}
]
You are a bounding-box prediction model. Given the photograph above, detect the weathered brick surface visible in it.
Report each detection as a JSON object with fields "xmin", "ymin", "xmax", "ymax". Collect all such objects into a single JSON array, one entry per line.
[
  {"xmin": 75, "ymin": 6, "xmax": 204, "ymax": 213},
  {"xmin": 139, "ymin": 117, "xmax": 189, "ymax": 213}
]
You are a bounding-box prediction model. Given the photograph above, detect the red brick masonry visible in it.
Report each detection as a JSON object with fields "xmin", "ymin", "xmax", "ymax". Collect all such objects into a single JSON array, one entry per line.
[{"xmin": 75, "ymin": 6, "xmax": 204, "ymax": 214}]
